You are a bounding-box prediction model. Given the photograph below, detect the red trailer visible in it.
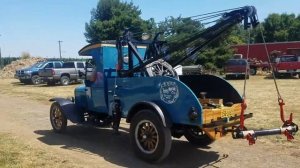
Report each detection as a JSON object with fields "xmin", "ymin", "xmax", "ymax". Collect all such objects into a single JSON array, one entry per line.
[{"xmin": 233, "ymin": 41, "xmax": 300, "ymax": 62}]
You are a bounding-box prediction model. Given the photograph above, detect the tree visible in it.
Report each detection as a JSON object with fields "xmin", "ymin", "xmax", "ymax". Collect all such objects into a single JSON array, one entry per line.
[
  {"xmin": 21, "ymin": 52, "xmax": 31, "ymax": 59},
  {"xmin": 156, "ymin": 16, "xmax": 204, "ymax": 65},
  {"xmin": 253, "ymin": 13, "xmax": 300, "ymax": 42},
  {"xmin": 85, "ymin": 0, "xmax": 153, "ymax": 43},
  {"xmin": 157, "ymin": 17, "xmax": 239, "ymax": 69}
]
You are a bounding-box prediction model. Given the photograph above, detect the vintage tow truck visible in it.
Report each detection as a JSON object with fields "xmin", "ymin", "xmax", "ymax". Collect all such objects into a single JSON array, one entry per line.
[{"xmin": 49, "ymin": 6, "xmax": 298, "ymax": 162}]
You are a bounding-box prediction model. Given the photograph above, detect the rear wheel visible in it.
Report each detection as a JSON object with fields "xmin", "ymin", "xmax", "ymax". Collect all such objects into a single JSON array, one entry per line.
[
  {"xmin": 50, "ymin": 102, "xmax": 67, "ymax": 133},
  {"xmin": 130, "ymin": 109, "xmax": 171, "ymax": 162},
  {"xmin": 184, "ymin": 127, "xmax": 214, "ymax": 147},
  {"xmin": 60, "ymin": 76, "xmax": 70, "ymax": 86}
]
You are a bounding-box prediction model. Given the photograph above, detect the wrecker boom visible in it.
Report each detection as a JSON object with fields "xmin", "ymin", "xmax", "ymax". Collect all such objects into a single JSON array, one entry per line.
[{"xmin": 117, "ymin": 6, "xmax": 259, "ymax": 75}]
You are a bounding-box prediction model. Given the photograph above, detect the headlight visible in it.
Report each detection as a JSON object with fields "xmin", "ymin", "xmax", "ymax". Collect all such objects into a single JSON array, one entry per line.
[{"xmin": 24, "ymin": 70, "xmax": 32, "ymax": 74}]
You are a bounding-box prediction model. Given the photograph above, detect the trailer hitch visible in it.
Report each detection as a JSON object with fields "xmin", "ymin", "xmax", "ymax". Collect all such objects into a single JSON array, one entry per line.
[{"xmin": 232, "ymin": 123, "xmax": 298, "ymax": 145}]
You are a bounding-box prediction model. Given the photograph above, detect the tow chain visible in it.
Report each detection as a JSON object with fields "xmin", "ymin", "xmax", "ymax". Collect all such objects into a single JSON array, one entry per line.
[{"xmin": 238, "ymin": 29, "xmax": 251, "ymax": 131}]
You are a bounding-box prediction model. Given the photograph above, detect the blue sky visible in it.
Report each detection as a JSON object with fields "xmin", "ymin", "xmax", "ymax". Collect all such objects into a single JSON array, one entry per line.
[{"xmin": 0, "ymin": 0, "xmax": 299, "ymax": 58}]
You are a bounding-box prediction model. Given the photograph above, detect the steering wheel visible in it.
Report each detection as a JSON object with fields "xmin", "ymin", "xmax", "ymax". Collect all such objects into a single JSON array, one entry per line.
[{"xmin": 146, "ymin": 59, "xmax": 178, "ymax": 79}]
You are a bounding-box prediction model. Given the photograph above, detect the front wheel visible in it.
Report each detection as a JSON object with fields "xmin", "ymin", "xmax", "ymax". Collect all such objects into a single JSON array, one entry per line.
[
  {"xmin": 130, "ymin": 109, "xmax": 171, "ymax": 162},
  {"xmin": 184, "ymin": 127, "xmax": 214, "ymax": 147},
  {"xmin": 50, "ymin": 102, "xmax": 67, "ymax": 133},
  {"xmin": 31, "ymin": 75, "xmax": 42, "ymax": 85}
]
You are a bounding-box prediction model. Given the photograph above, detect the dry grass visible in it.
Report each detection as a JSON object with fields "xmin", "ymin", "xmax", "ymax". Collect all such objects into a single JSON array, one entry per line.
[
  {"xmin": 0, "ymin": 79, "xmax": 79, "ymax": 104},
  {"xmin": 0, "ymin": 133, "xmax": 77, "ymax": 168}
]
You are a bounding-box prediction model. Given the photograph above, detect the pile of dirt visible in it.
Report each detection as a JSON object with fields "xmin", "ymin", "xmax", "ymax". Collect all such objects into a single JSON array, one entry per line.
[{"xmin": 0, "ymin": 57, "xmax": 46, "ymax": 79}]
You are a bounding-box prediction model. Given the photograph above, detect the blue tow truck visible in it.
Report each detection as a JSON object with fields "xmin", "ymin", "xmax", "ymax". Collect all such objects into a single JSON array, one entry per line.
[{"xmin": 48, "ymin": 6, "xmax": 297, "ymax": 162}]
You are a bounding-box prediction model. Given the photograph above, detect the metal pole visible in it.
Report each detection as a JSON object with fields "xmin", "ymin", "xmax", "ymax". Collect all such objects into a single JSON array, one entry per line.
[{"xmin": 58, "ymin": 40, "xmax": 63, "ymax": 59}]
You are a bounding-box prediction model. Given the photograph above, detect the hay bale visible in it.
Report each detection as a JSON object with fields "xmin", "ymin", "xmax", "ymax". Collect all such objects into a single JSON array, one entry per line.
[{"xmin": 0, "ymin": 57, "xmax": 46, "ymax": 79}]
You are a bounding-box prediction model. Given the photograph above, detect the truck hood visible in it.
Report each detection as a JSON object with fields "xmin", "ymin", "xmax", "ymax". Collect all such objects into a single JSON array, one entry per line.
[{"xmin": 18, "ymin": 67, "xmax": 40, "ymax": 71}]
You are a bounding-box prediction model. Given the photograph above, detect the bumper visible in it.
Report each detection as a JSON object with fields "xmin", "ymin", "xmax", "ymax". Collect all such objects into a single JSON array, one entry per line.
[{"xmin": 17, "ymin": 74, "xmax": 32, "ymax": 80}]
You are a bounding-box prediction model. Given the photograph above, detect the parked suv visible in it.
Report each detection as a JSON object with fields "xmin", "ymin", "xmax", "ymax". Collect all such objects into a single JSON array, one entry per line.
[
  {"xmin": 272, "ymin": 55, "xmax": 300, "ymax": 78},
  {"xmin": 38, "ymin": 61, "xmax": 85, "ymax": 85},
  {"xmin": 15, "ymin": 61, "xmax": 63, "ymax": 84},
  {"xmin": 224, "ymin": 59, "xmax": 250, "ymax": 79}
]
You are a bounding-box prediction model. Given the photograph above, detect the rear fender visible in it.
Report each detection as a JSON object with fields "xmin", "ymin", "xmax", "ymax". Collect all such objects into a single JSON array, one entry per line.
[
  {"xmin": 126, "ymin": 101, "xmax": 172, "ymax": 128},
  {"xmin": 49, "ymin": 98, "xmax": 84, "ymax": 123}
]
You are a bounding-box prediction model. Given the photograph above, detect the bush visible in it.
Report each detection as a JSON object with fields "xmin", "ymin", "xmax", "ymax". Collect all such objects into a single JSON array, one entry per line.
[{"xmin": 20, "ymin": 52, "xmax": 31, "ymax": 59}]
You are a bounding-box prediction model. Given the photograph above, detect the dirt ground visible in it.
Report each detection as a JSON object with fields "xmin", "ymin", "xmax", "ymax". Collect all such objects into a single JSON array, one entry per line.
[{"xmin": 0, "ymin": 76, "xmax": 300, "ymax": 168}]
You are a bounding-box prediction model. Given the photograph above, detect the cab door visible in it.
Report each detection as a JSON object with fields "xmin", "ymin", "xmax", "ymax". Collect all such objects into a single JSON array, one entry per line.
[{"xmin": 85, "ymin": 51, "xmax": 108, "ymax": 113}]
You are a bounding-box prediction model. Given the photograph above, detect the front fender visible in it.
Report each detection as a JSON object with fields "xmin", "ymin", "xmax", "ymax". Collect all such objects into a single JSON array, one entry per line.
[
  {"xmin": 49, "ymin": 98, "xmax": 84, "ymax": 123},
  {"xmin": 126, "ymin": 101, "xmax": 172, "ymax": 128}
]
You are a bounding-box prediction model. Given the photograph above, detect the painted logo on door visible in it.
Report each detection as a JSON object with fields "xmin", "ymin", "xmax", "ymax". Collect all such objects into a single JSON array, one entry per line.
[{"xmin": 160, "ymin": 81, "xmax": 179, "ymax": 104}]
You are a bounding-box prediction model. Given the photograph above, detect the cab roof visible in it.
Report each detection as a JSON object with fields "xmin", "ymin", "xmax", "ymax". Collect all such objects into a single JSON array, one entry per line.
[
  {"xmin": 78, "ymin": 41, "xmax": 116, "ymax": 56},
  {"xmin": 78, "ymin": 40, "xmax": 147, "ymax": 56}
]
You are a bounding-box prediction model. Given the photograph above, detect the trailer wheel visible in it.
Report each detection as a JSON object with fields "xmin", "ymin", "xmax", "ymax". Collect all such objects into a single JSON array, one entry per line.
[
  {"xmin": 31, "ymin": 75, "xmax": 42, "ymax": 85},
  {"xmin": 60, "ymin": 76, "xmax": 70, "ymax": 86},
  {"xmin": 184, "ymin": 127, "xmax": 214, "ymax": 147},
  {"xmin": 130, "ymin": 109, "xmax": 171, "ymax": 162},
  {"xmin": 50, "ymin": 102, "xmax": 67, "ymax": 133}
]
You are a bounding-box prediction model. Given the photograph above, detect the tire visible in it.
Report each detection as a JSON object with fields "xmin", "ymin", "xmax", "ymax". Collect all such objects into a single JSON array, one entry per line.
[
  {"xmin": 184, "ymin": 127, "xmax": 214, "ymax": 147},
  {"xmin": 250, "ymin": 68, "xmax": 257, "ymax": 75},
  {"xmin": 130, "ymin": 109, "xmax": 172, "ymax": 163},
  {"xmin": 60, "ymin": 75, "xmax": 70, "ymax": 86},
  {"xmin": 50, "ymin": 102, "xmax": 67, "ymax": 133},
  {"xmin": 31, "ymin": 75, "xmax": 42, "ymax": 85}
]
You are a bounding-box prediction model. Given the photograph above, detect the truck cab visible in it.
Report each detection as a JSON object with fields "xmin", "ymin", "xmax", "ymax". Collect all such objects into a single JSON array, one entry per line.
[
  {"xmin": 224, "ymin": 58, "xmax": 250, "ymax": 79},
  {"xmin": 272, "ymin": 55, "xmax": 300, "ymax": 78}
]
